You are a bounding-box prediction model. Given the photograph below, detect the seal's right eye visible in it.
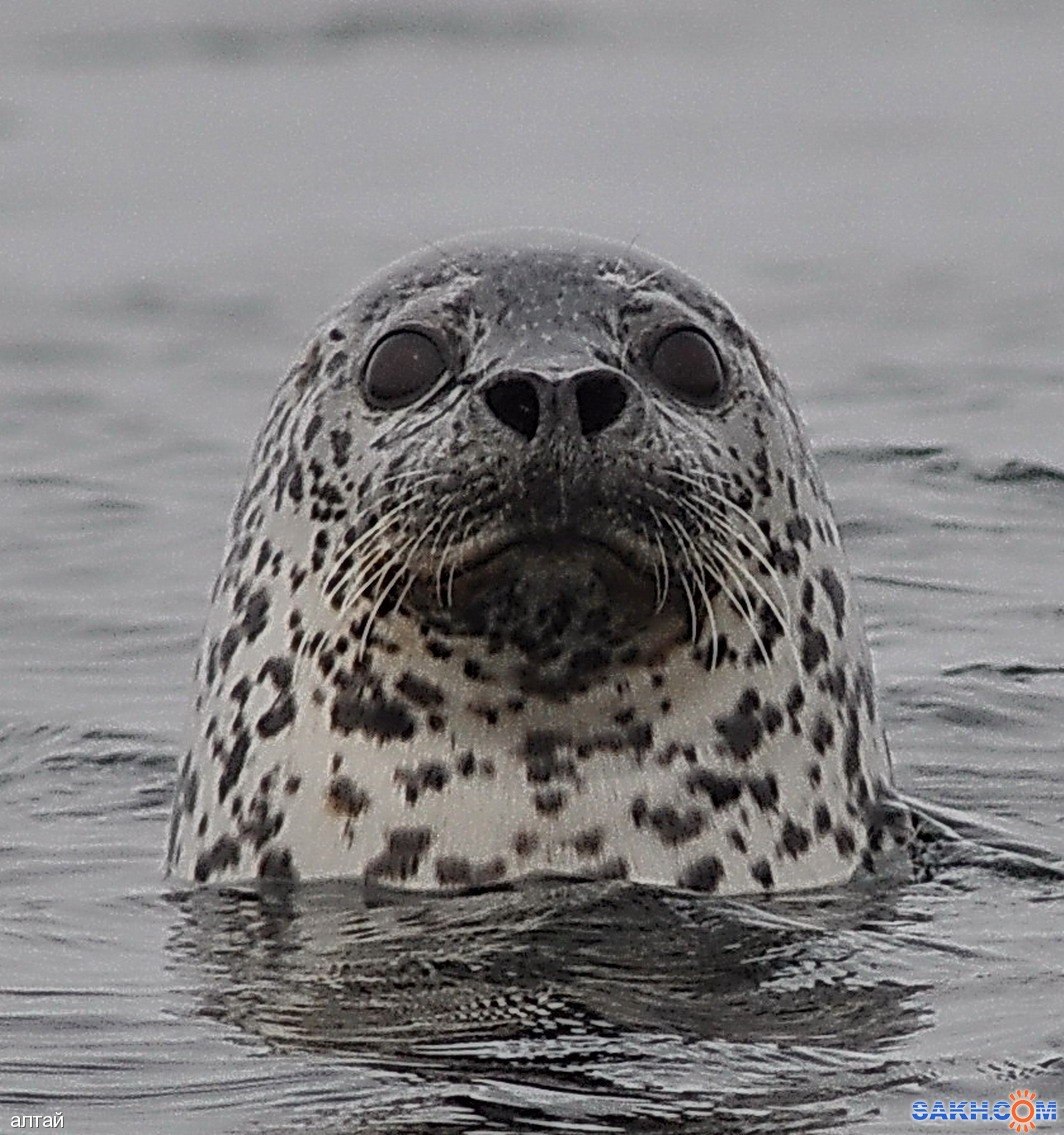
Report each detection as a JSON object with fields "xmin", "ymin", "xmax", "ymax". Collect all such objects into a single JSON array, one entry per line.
[{"xmin": 363, "ymin": 330, "xmax": 446, "ymax": 409}]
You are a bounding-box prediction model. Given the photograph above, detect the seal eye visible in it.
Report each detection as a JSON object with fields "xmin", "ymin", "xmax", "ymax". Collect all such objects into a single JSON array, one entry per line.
[
  {"xmin": 363, "ymin": 330, "xmax": 446, "ymax": 409},
  {"xmin": 650, "ymin": 328, "xmax": 726, "ymax": 407}
]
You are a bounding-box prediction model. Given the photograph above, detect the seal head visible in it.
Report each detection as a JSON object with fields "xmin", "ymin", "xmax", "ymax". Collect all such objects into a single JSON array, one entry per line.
[{"xmin": 167, "ymin": 232, "xmax": 907, "ymax": 895}]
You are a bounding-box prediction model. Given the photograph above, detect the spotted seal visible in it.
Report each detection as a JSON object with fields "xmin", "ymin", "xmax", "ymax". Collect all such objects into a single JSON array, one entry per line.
[{"xmin": 167, "ymin": 231, "xmax": 910, "ymax": 894}]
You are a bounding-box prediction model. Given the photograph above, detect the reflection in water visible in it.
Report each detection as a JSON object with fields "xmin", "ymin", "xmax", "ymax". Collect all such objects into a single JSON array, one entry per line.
[{"xmin": 171, "ymin": 878, "xmax": 926, "ymax": 1132}]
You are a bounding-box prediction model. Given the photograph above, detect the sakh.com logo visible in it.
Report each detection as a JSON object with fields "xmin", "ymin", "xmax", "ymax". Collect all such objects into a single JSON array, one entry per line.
[{"xmin": 912, "ymin": 1090, "xmax": 1057, "ymax": 1130}]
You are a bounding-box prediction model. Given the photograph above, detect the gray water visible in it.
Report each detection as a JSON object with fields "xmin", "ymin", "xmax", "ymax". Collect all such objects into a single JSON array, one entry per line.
[{"xmin": 2, "ymin": 3, "xmax": 1063, "ymax": 1132}]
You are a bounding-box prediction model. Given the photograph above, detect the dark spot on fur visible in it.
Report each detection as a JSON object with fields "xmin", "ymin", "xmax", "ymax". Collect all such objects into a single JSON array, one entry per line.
[
  {"xmin": 686, "ymin": 768, "xmax": 743, "ymax": 810},
  {"xmin": 746, "ymin": 773, "xmax": 779, "ymax": 812},
  {"xmin": 801, "ymin": 578, "xmax": 815, "ymax": 614},
  {"xmin": 763, "ymin": 701, "xmax": 783, "ymax": 734},
  {"xmin": 303, "ymin": 413, "xmax": 323, "ymax": 448},
  {"xmin": 780, "ymin": 817, "xmax": 812, "ymax": 858},
  {"xmin": 238, "ymin": 794, "xmax": 283, "ymax": 851},
  {"xmin": 396, "ymin": 672, "xmax": 445, "ymax": 709},
  {"xmin": 842, "ymin": 708, "xmax": 862, "ymax": 782},
  {"xmin": 194, "ymin": 835, "xmax": 240, "ymax": 883},
  {"xmin": 811, "ymin": 714, "xmax": 834, "ymax": 755},
  {"xmin": 714, "ymin": 709, "xmax": 762, "ymax": 762},
  {"xmin": 258, "ymin": 656, "xmax": 293, "ymax": 690},
  {"xmin": 243, "ymin": 588, "xmax": 270, "ymax": 643},
  {"xmin": 573, "ymin": 828, "xmax": 604, "ymax": 857},
  {"xmin": 627, "ymin": 721, "xmax": 653, "ymax": 754},
  {"xmin": 786, "ymin": 515, "xmax": 812, "ymax": 548},
  {"xmin": 513, "ymin": 830, "xmax": 539, "ymax": 857},
  {"xmin": 219, "ymin": 626, "xmax": 241, "ymax": 672},
  {"xmin": 737, "ymin": 688, "xmax": 761, "ymax": 714},
  {"xmin": 799, "ymin": 616, "xmax": 829, "ymax": 673},
  {"xmin": 365, "ymin": 827, "xmax": 432, "ymax": 882},
  {"xmin": 395, "ymin": 761, "xmax": 450, "ymax": 805},
  {"xmin": 819, "ymin": 567, "xmax": 846, "ymax": 636},
  {"xmin": 813, "ymin": 802, "xmax": 832, "ymax": 835},
  {"xmin": 678, "ymin": 855, "xmax": 725, "ymax": 893},
  {"xmin": 523, "ymin": 731, "xmax": 576, "ymax": 783},
  {"xmin": 332, "ymin": 689, "xmax": 416, "ymax": 742},
  {"xmin": 630, "ymin": 796, "xmax": 648, "ymax": 827},
  {"xmin": 257, "ymin": 692, "xmax": 296, "ymax": 739},
  {"xmin": 257, "ymin": 846, "xmax": 296, "ymax": 881},
  {"xmin": 326, "ymin": 775, "xmax": 369, "ymax": 818},
  {"xmin": 435, "ymin": 855, "xmax": 506, "ymax": 888},
  {"xmin": 329, "ymin": 428, "xmax": 352, "ymax": 468},
  {"xmin": 649, "ymin": 805, "xmax": 704, "ymax": 845},
  {"xmin": 183, "ymin": 769, "xmax": 199, "ymax": 816},
  {"xmin": 750, "ymin": 858, "xmax": 774, "ymax": 889},
  {"xmin": 217, "ymin": 730, "xmax": 250, "ymax": 803},
  {"xmin": 534, "ymin": 788, "xmax": 567, "ymax": 815},
  {"xmin": 703, "ymin": 633, "xmax": 730, "ymax": 670}
]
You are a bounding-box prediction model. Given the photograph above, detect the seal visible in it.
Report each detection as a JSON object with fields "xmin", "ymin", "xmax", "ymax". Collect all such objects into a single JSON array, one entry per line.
[{"xmin": 166, "ymin": 231, "xmax": 910, "ymax": 895}]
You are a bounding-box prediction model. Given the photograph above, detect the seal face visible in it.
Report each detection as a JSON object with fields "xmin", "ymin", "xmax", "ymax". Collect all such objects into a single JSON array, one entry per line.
[{"xmin": 167, "ymin": 232, "xmax": 907, "ymax": 895}]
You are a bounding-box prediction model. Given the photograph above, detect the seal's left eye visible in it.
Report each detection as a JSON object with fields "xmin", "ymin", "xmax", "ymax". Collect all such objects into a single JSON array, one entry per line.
[
  {"xmin": 363, "ymin": 330, "xmax": 446, "ymax": 409},
  {"xmin": 650, "ymin": 328, "xmax": 726, "ymax": 407}
]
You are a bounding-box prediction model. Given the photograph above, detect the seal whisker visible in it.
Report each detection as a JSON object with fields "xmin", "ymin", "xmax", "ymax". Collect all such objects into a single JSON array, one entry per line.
[
  {"xmin": 353, "ymin": 529, "xmax": 428, "ymax": 659},
  {"xmin": 427, "ymin": 499, "xmax": 459, "ymax": 603},
  {"xmin": 708, "ymin": 537, "xmax": 795, "ymax": 668},
  {"xmin": 658, "ymin": 511, "xmax": 707, "ymax": 645},
  {"xmin": 663, "ymin": 511, "xmax": 728, "ymax": 666},
  {"xmin": 701, "ymin": 543, "xmax": 773, "ymax": 667},
  {"xmin": 660, "ymin": 502, "xmax": 767, "ymax": 664},
  {"xmin": 642, "ymin": 516, "xmax": 669, "ymax": 613},
  {"xmin": 374, "ymin": 469, "xmax": 445, "ymax": 491},
  {"xmin": 340, "ymin": 531, "xmax": 420, "ymax": 626},
  {"xmin": 324, "ymin": 494, "xmax": 430, "ymax": 596},
  {"xmin": 390, "ymin": 512, "xmax": 449, "ymax": 621},
  {"xmin": 446, "ymin": 510, "xmax": 479, "ymax": 608},
  {"xmin": 665, "ymin": 468, "xmax": 772, "ymax": 550},
  {"xmin": 667, "ymin": 488, "xmax": 793, "ymax": 635}
]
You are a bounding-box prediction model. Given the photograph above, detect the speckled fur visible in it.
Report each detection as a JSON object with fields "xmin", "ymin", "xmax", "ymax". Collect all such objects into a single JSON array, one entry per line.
[{"xmin": 167, "ymin": 232, "xmax": 908, "ymax": 895}]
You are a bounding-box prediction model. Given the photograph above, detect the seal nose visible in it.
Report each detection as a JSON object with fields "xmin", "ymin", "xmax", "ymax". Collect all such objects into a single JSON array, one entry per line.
[
  {"xmin": 571, "ymin": 370, "xmax": 629, "ymax": 437},
  {"xmin": 483, "ymin": 369, "xmax": 631, "ymax": 442},
  {"xmin": 483, "ymin": 374, "xmax": 541, "ymax": 442}
]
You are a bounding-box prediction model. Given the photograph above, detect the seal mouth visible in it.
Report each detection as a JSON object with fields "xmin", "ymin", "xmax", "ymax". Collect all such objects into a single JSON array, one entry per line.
[
  {"xmin": 400, "ymin": 521, "xmax": 677, "ymax": 658},
  {"xmin": 440, "ymin": 526, "xmax": 660, "ymax": 610},
  {"xmin": 453, "ymin": 528, "xmax": 647, "ymax": 580}
]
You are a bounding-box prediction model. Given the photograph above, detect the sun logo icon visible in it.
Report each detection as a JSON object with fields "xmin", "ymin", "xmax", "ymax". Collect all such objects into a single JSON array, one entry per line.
[{"xmin": 1008, "ymin": 1088, "xmax": 1039, "ymax": 1133}]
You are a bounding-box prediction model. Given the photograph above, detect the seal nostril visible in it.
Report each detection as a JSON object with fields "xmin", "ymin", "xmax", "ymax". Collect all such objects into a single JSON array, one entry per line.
[
  {"xmin": 484, "ymin": 376, "xmax": 540, "ymax": 442},
  {"xmin": 574, "ymin": 372, "xmax": 628, "ymax": 437}
]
